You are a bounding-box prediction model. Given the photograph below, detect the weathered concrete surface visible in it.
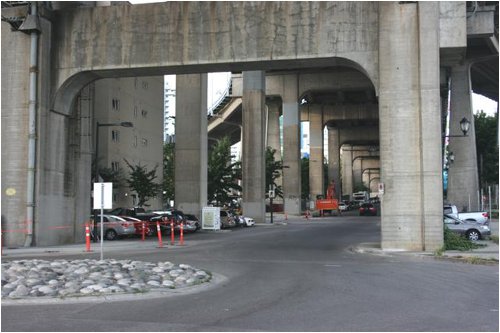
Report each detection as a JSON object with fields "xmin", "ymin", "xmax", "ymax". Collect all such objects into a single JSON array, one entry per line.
[
  {"xmin": 51, "ymin": 2, "xmax": 380, "ymax": 96},
  {"xmin": 379, "ymin": 2, "xmax": 443, "ymax": 251},
  {"xmin": 242, "ymin": 71, "xmax": 266, "ymax": 223},
  {"xmin": 175, "ymin": 74, "xmax": 208, "ymax": 217}
]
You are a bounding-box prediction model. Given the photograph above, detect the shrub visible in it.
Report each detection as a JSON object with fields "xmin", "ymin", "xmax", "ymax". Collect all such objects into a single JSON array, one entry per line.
[{"xmin": 443, "ymin": 227, "xmax": 484, "ymax": 251}]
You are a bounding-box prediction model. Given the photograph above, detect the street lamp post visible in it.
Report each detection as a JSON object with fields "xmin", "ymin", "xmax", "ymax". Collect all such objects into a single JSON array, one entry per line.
[
  {"xmin": 443, "ymin": 117, "xmax": 471, "ymax": 138},
  {"xmin": 93, "ymin": 121, "xmax": 133, "ymax": 242},
  {"xmin": 442, "ymin": 117, "xmax": 471, "ymax": 200}
]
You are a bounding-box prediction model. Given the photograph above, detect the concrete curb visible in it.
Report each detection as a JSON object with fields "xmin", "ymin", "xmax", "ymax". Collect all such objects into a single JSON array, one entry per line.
[{"xmin": 351, "ymin": 241, "xmax": 499, "ymax": 264}]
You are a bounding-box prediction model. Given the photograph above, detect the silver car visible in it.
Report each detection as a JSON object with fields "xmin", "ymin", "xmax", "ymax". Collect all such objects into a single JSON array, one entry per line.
[
  {"xmin": 91, "ymin": 215, "xmax": 137, "ymax": 240},
  {"xmin": 444, "ymin": 214, "xmax": 491, "ymax": 241}
]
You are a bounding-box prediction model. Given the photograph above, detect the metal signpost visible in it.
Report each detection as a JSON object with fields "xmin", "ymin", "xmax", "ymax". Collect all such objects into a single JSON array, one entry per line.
[{"xmin": 93, "ymin": 182, "xmax": 113, "ymax": 260}]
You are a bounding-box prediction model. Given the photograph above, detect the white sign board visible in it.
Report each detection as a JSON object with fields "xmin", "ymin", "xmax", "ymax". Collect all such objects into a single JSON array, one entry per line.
[
  {"xmin": 202, "ymin": 206, "xmax": 220, "ymax": 231},
  {"xmin": 93, "ymin": 182, "xmax": 113, "ymax": 210}
]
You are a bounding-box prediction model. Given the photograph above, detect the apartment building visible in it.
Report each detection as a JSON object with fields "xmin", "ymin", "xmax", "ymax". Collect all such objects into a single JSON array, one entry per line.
[{"xmin": 94, "ymin": 76, "xmax": 164, "ymax": 209}]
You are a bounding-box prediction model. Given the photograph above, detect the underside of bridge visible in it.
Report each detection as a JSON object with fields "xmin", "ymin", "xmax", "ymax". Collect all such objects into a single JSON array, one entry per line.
[{"xmin": 1, "ymin": 1, "xmax": 497, "ymax": 252}]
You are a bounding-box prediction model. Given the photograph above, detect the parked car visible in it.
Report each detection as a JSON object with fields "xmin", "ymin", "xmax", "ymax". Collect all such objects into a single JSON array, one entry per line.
[
  {"xmin": 359, "ymin": 203, "xmax": 377, "ymax": 216},
  {"xmin": 233, "ymin": 214, "xmax": 255, "ymax": 227},
  {"xmin": 241, "ymin": 216, "xmax": 255, "ymax": 227},
  {"xmin": 120, "ymin": 216, "xmax": 154, "ymax": 237},
  {"xmin": 107, "ymin": 207, "xmax": 160, "ymax": 222},
  {"xmin": 151, "ymin": 209, "xmax": 198, "ymax": 233},
  {"xmin": 90, "ymin": 215, "xmax": 136, "ymax": 240},
  {"xmin": 339, "ymin": 201, "xmax": 348, "ymax": 211},
  {"xmin": 444, "ymin": 214, "xmax": 491, "ymax": 241},
  {"xmin": 184, "ymin": 214, "xmax": 201, "ymax": 231},
  {"xmin": 443, "ymin": 204, "xmax": 489, "ymax": 224},
  {"xmin": 220, "ymin": 210, "xmax": 237, "ymax": 229}
]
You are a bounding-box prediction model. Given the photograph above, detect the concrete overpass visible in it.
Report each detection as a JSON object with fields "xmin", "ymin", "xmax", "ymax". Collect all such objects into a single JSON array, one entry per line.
[{"xmin": 1, "ymin": 1, "xmax": 498, "ymax": 251}]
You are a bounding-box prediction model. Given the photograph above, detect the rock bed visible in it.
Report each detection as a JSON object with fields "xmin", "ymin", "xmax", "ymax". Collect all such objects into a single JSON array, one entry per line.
[{"xmin": 1, "ymin": 259, "xmax": 211, "ymax": 299}]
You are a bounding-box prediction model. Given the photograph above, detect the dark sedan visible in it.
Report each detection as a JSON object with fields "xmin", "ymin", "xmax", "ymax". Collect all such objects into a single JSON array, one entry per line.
[{"xmin": 359, "ymin": 203, "xmax": 377, "ymax": 216}]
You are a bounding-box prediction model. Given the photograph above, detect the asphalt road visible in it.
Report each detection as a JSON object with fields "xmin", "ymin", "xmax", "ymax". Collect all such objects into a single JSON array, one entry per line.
[{"xmin": 2, "ymin": 216, "xmax": 499, "ymax": 331}]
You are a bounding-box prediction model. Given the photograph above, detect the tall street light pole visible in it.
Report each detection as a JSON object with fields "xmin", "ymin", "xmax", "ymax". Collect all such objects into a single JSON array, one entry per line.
[{"xmin": 93, "ymin": 121, "xmax": 133, "ymax": 242}]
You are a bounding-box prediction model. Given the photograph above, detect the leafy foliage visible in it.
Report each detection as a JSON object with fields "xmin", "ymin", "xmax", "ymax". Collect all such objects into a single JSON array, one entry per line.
[
  {"xmin": 163, "ymin": 142, "xmax": 175, "ymax": 202},
  {"xmin": 301, "ymin": 157, "xmax": 309, "ymax": 199},
  {"xmin": 443, "ymin": 226, "xmax": 484, "ymax": 251},
  {"xmin": 97, "ymin": 166, "xmax": 125, "ymax": 189},
  {"xmin": 474, "ymin": 111, "xmax": 499, "ymax": 186},
  {"xmin": 265, "ymin": 146, "xmax": 283, "ymax": 198},
  {"xmin": 124, "ymin": 159, "xmax": 162, "ymax": 207},
  {"xmin": 207, "ymin": 137, "xmax": 241, "ymax": 206}
]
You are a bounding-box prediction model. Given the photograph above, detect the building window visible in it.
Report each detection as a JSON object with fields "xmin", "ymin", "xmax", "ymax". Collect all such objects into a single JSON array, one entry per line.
[
  {"xmin": 111, "ymin": 130, "xmax": 120, "ymax": 142},
  {"xmin": 112, "ymin": 98, "xmax": 120, "ymax": 111},
  {"xmin": 111, "ymin": 161, "xmax": 120, "ymax": 171}
]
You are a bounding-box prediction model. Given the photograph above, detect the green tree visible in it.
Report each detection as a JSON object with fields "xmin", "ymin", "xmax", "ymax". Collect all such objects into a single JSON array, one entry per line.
[
  {"xmin": 163, "ymin": 142, "xmax": 175, "ymax": 202},
  {"xmin": 207, "ymin": 137, "xmax": 242, "ymax": 206},
  {"xmin": 98, "ymin": 166, "xmax": 125, "ymax": 188},
  {"xmin": 265, "ymin": 146, "xmax": 283, "ymax": 199},
  {"xmin": 301, "ymin": 157, "xmax": 309, "ymax": 199},
  {"xmin": 474, "ymin": 111, "xmax": 499, "ymax": 186},
  {"xmin": 124, "ymin": 159, "xmax": 162, "ymax": 207}
]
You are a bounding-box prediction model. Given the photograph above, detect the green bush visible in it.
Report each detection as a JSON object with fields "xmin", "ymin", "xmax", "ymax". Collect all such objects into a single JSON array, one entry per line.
[{"xmin": 443, "ymin": 227, "xmax": 484, "ymax": 251}]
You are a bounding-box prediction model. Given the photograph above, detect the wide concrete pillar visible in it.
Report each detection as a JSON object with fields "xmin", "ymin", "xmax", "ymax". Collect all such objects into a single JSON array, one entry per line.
[
  {"xmin": 327, "ymin": 127, "xmax": 341, "ymax": 199},
  {"xmin": 309, "ymin": 106, "xmax": 324, "ymax": 199},
  {"xmin": 242, "ymin": 71, "xmax": 266, "ymax": 223},
  {"xmin": 379, "ymin": 2, "xmax": 443, "ymax": 251},
  {"xmin": 175, "ymin": 74, "xmax": 208, "ymax": 216},
  {"xmin": 282, "ymin": 75, "xmax": 302, "ymax": 215},
  {"xmin": 447, "ymin": 64, "xmax": 480, "ymax": 211}
]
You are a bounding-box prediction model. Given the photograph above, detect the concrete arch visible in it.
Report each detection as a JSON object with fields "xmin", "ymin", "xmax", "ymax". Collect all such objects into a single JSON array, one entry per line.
[{"xmin": 51, "ymin": 72, "xmax": 100, "ymax": 116}]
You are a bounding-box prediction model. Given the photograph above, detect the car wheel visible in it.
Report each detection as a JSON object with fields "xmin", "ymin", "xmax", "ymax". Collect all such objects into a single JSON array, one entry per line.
[
  {"xmin": 466, "ymin": 230, "xmax": 480, "ymax": 241},
  {"xmin": 105, "ymin": 229, "xmax": 118, "ymax": 240}
]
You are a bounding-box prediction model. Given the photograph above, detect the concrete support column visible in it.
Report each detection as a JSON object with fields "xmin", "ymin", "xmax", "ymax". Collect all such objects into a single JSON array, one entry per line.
[
  {"xmin": 309, "ymin": 106, "xmax": 324, "ymax": 199},
  {"xmin": 327, "ymin": 127, "xmax": 341, "ymax": 199},
  {"xmin": 447, "ymin": 64, "xmax": 479, "ymax": 212},
  {"xmin": 282, "ymin": 75, "xmax": 302, "ymax": 215},
  {"xmin": 266, "ymin": 98, "xmax": 281, "ymax": 157},
  {"xmin": 418, "ymin": 2, "xmax": 445, "ymax": 250},
  {"xmin": 341, "ymin": 145, "xmax": 354, "ymax": 197},
  {"xmin": 379, "ymin": 2, "xmax": 443, "ymax": 251},
  {"xmin": 242, "ymin": 71, "xmax": 266, "ymax": 223},
  {"xmin": 175, "ymin": 74, "xmax": 208, "ymax": 216}
]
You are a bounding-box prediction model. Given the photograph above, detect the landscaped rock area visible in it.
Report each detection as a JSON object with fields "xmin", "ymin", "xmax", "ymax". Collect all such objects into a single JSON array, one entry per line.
[{"xmin": 1, "ymin": 259, "xmax": 211, "ymax": 299}]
